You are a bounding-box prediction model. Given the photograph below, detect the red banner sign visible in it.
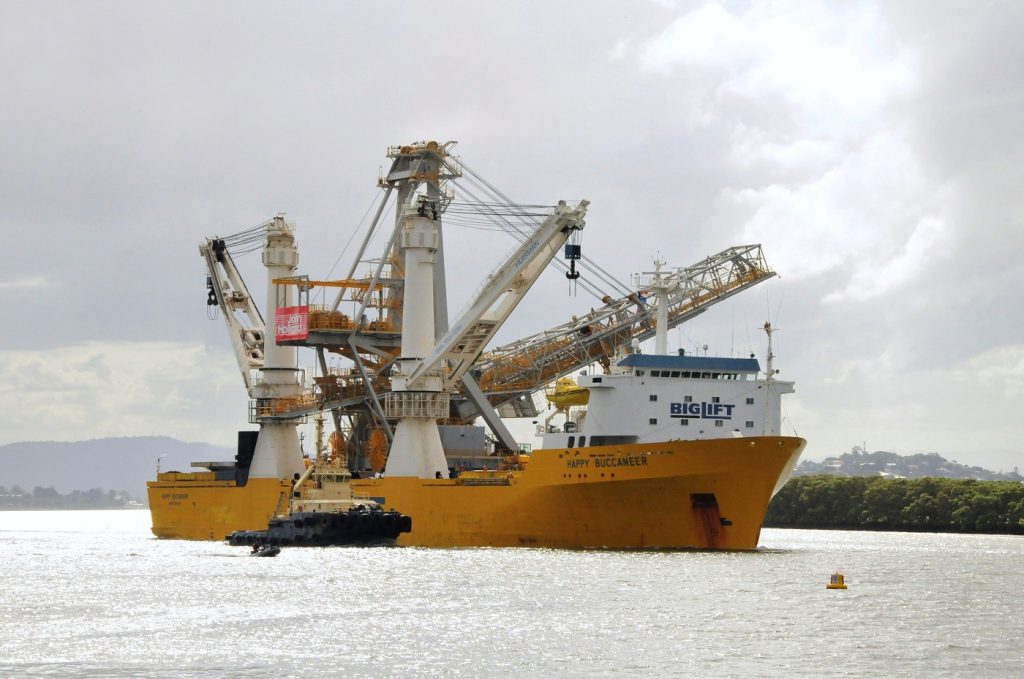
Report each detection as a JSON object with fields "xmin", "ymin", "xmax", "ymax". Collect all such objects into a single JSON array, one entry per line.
[{"xmin": 275, "ymin": 305, "xmax": 309, "ymax": 341}]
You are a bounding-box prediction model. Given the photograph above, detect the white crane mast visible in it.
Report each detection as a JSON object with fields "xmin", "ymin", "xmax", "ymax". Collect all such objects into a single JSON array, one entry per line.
[{"xmin": 384, "ymin": 196, "xmax": 588, "ymax": 478}]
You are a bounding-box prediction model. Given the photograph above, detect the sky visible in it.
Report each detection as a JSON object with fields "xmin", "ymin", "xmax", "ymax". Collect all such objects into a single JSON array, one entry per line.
[{"xmin": 1, "ymin": 0, "xmax": 1021, "ymax": 470}]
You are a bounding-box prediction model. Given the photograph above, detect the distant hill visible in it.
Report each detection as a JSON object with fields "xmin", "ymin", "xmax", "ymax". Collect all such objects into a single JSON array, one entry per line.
[
  {"xmin": 0, "ymin": 437, "xmax": 235, "ymax": 505},
  {"xmin": 795, "ymin": 448, "xmax": 1022, "ymax": 482}
]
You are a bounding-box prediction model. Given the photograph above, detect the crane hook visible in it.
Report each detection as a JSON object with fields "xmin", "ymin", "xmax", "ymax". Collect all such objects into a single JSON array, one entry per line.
[{"xmin": 206, "ymin": 275, "xmax": 218, "ymax": 306}]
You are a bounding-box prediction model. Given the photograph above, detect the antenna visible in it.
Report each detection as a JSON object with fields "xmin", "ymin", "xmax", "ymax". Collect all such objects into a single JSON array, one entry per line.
[
  {"xmin": 764, "ymin": 321, "xmax": 775, "ymax": 380},
  {"xmin": 762, "ymin": 321, "xmax": 776, "ymax": 435}
]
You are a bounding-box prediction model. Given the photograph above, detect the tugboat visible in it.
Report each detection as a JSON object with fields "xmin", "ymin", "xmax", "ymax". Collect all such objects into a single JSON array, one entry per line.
[
  {"xmin": 228, "ymin": 441, "xmax": 412, "ymax": 547},
  {"xmin": 230, "ymin": 505, "xmax": 411, "ymax": 547}
]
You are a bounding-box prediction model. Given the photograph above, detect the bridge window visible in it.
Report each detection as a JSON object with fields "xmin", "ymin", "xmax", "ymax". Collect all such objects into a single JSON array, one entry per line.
[
  {"xmin": 579, "ymin": 436, "xmax": 586, "ymax": 446},
  {"xmin": 592, "ymin": 377, "xmax": 603, "ymax": 383},
  {"xmin": 746, "ymin": 397, "xmax": 754, "ymax": 405},
  {"xmin": 636, "ymin": 370, "xmax": 645, "ymax": 376},
  {"xmin": 567, "ymin": 436, "xmax": 575, "ymax": 448},
  {"xmin": 670, "ymin": 371, "xmax": 680, "ymax": 378}
]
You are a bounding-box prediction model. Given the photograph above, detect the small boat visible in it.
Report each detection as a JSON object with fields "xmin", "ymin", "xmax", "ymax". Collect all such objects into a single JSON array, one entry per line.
[
  {"xmin": 544, "ymin": 376, "xmax": 590, "ymax": 409},
  {"xmin": 826, "ymin": 571, "xmax": 847, "ymax": 589},
  {"xmin": 250, "ymin": 544, "xmax": 281, "ymax": 557}
]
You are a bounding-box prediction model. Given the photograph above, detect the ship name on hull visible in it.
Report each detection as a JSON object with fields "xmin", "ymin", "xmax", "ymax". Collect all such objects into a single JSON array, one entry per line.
[{"xmin": 566, "ymin": 456, "xmax": 649, "ymax": 469}]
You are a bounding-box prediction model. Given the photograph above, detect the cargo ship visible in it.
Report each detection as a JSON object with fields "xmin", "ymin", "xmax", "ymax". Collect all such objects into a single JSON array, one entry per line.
[{"xmin": 148, "ymin": 140, "xmax": 803, "ymax": 548}]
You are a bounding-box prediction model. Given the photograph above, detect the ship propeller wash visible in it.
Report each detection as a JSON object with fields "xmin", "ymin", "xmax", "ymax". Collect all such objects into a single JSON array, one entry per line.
[{"xmin": 148, "ymin": 140, "xmax": 804, "ymax": 549}]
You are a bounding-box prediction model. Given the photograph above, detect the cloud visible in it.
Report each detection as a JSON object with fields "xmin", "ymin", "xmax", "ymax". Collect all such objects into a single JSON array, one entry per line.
[
  {"xmin": 0, "ymin": 341, "xmax": 244, "ymax": 445},
  {"xmin": 823, "ymin": 215, "xmax": 952, "ymax": 303},
  {"xmin": 640, "ymin": 1, "xmax": 915, "ymax": 126},
  {"xmin": 609, "ymin": 36, "xmax": 634, "ymax": 62},
  {"xmin": 953, "ymin": 343, "xmax": 1024, "ymax": 399},
  {"xmin": 0, "ymin": 275, "xmax": 58, "ymax": 290},
  {"xmin": 633, "ymin": 1, "xmax": 940, "ymax": 300},
  {"xmin": 727, "ymin": 130, "xmax": 937, "ymax": 279},
  {"xmin": 640, "ymin": 2, "xmax": 749, "ymax": 74}
]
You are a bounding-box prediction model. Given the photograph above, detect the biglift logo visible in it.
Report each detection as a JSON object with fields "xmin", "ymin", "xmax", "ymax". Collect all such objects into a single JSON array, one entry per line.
[{"xmin": 669, "ymin": 401, "xmax": 735, "ymax": 419}]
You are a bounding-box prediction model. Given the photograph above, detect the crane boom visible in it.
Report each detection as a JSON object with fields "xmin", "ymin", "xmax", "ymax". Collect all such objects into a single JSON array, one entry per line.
[
  {"xmin": 200, "ymin": 238, "xmax": 265, "ymax": 396},
  {"xmin": 406, "ymin": 199, "xmax": 589, "ymax": 387},
  {"xmin": 467, "ymin": 244, "xmax": 774, "ymax": 409}
]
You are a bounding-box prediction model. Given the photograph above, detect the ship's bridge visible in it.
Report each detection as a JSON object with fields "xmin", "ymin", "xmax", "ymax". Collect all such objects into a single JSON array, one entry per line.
[{"xmin": 615, "ymin": 354, "xmax": 761, "ymax": 381}]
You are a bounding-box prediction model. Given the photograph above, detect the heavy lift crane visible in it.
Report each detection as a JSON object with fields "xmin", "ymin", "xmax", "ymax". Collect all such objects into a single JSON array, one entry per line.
[
  {"xmin": 200, "ymin": 141, "xmax": 777, "ymax": 473},
  {"xmin": 203, "ymin": 215, "xmax": 305, "ymax": 482}
]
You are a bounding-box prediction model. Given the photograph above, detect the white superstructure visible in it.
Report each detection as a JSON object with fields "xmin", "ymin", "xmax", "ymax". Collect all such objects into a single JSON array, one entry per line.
[
  {"xmin": 542, "ymin": 352, "xmax": 794, "ymax": 451},
  {"xmin": 544, "ymin": 263, "xmax": 794, "ymax": 451}
]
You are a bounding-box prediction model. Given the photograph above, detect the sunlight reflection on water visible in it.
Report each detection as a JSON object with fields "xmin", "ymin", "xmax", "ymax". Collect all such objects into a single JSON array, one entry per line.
[{"xmin": 0, "ymin": 510, "xmax": 1021, "ymax": 677}]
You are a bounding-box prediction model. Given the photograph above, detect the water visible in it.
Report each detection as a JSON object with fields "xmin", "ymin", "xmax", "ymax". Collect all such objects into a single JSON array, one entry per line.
[{"xmin": 0, "ymin": 511, "xmax": 1021, "ymax": 678}]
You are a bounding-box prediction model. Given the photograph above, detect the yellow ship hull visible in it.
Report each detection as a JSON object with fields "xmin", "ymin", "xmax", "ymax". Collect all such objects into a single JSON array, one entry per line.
[
  {"xmin": 354, "ymin": 436, "xmax": 804, "ymax": 549},
  {"xmin": 147, "ymin": 436, "xmax": 803, "ymax": 548},
  {"xmin": 147, "ymin": 473, "xmax": 290, "ymax": 540}
]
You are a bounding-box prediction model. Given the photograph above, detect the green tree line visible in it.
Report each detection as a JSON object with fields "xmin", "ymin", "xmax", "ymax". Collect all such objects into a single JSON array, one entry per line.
[
  {"xmin": 0, "ymin": 486, "xmax": 137, "ymax": 509},
  {"xmin": 765, "ymin": 475, "xmax": 1024, "ymax": 534}
]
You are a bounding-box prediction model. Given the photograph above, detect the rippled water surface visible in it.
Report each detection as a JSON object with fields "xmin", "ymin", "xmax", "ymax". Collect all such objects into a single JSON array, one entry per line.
[{"xmin": 0, "ymin": 510, "xmax": 1021, "ymax": 677}]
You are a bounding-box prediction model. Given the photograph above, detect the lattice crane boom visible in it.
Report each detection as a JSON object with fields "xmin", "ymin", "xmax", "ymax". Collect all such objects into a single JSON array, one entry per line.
[{"xmin": 469, "ymin": 244, "xmax": 774, "ymax": 402}]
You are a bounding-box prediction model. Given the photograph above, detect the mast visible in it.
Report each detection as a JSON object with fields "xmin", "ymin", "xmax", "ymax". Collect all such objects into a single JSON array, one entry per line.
[
  {"xmin": 763, "ymin": 321, "xmax": 774, "ymax": 436},
  {"xmin": 248, "ymin": 216, "xmax": 304, "ymax": 479},
  {"xmin": 652, "ymin": 258, "xmax": 669, "ymax": 355},
  {"xmin": 635, "ymin": 256, "xmax": 671, "ymax": 356},
  {"xmin": 384, "ymin": 193, "xmax": 450, "ymax": 478}
]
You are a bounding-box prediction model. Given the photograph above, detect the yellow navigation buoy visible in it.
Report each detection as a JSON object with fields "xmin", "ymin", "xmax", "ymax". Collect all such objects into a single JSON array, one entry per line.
[{"xmin": 826, "ymin": 571, "xmax": 848, "ymax": 589}]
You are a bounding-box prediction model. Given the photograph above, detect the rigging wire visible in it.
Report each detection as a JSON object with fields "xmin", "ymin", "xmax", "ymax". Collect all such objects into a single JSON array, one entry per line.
[
  {"xmin": 459, "ymin": 159, "xmax": 633, "ymax": 298},
  {"xmin": 448, "ymin": 177, "xmax": 607, "ymax": 300},
  {"xmin": 323, "ymin": 189, "xmax": 387, "ymax": 281},
  {"xmin": 453, "ymin": 172, "xmax": 630, "ymax": 300},
  {"xmin": 450, "ymin": 180, "xmax": 612, "ymax": 301}
]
